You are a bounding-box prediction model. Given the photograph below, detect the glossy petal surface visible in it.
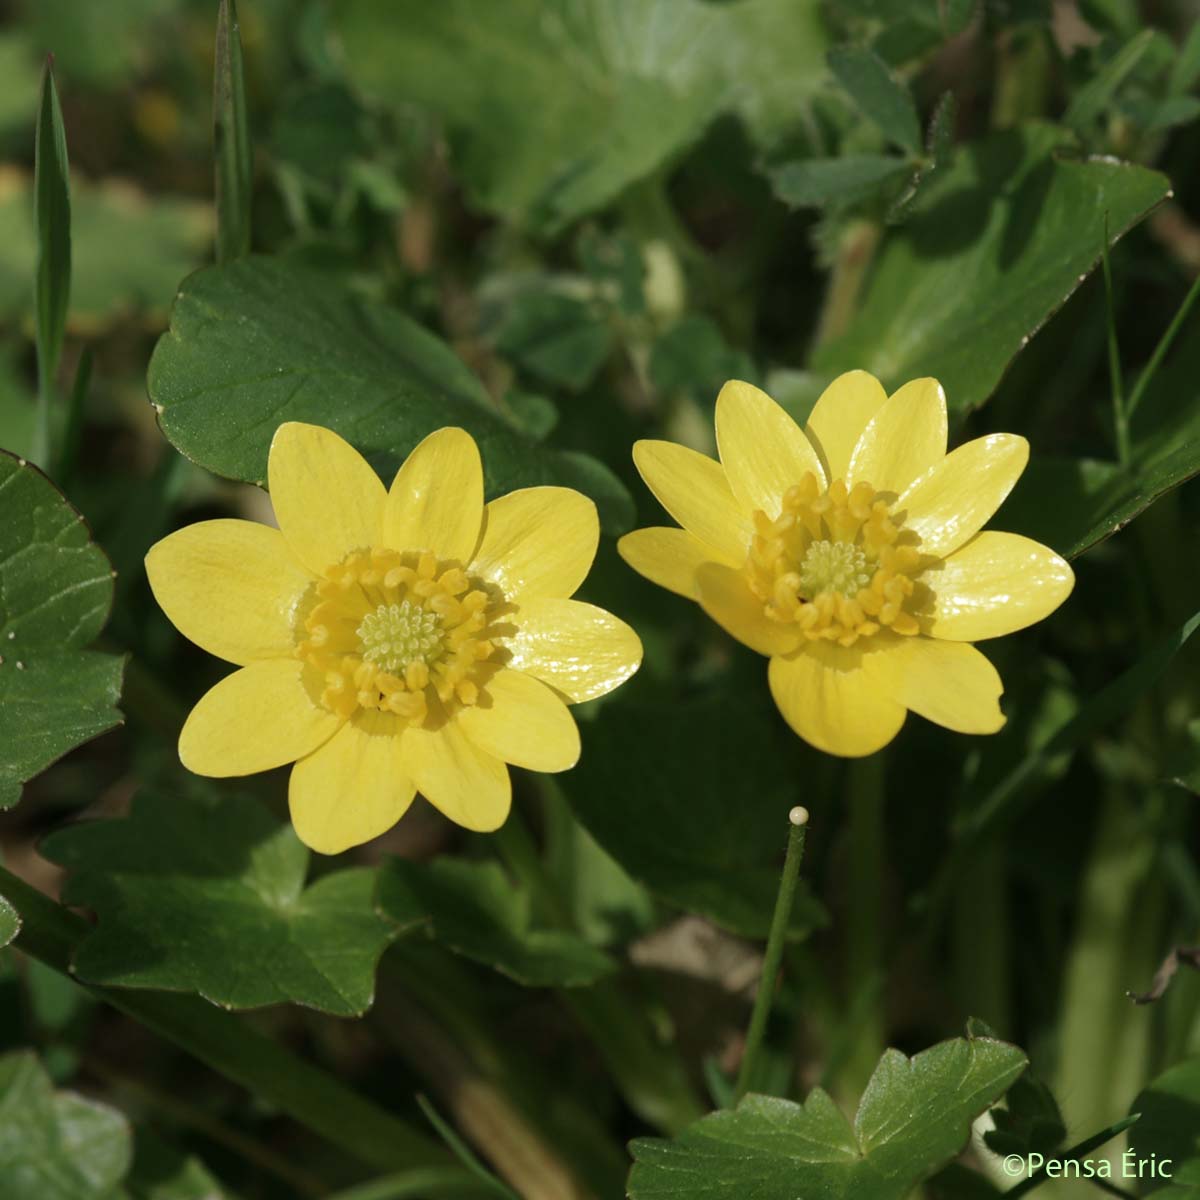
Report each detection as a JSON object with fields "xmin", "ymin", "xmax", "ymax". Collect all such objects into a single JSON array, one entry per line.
[
  {"xmin": 899, "ymin": 434, "xmax": 1029, "ymax": 557},
  {"xmin": 145, "ymin": 519, "xmax": 312, "ymax": 665},
  {"xmin": 384, "ymin": 426, "xmax": 483, "ymax": 563},
  {"xmin": 471, "ymin": 487, "xmax": 598, "ymax": 601},
  {"xmin": 458, "ymin": 669, "xmax": 580, "ymax": 771},
  {"xmin": 804, "ymin": 370, "xmax": 888, "ymax": 481},
  {"xmin": 405, "ymin": 721, "xmax": 512, "ymax": 831},
  {"xmin": 924, "ymin": 532, "xmax": 1074, "ymax": 640},
  {"xmin": 505, "ymin": 598, "xmax": 643, "ymax": 703},
  {"xmin": 179, "ymin": 660, "xmax": 342, "ymax": 777},
  {"xmin": 289, "ymin": 713, "xmax": 416, "ymax": 854},
  {"xmin": 848, "ymin": 377, "xmax": 947, "ymax": 496},
  {"xmin": 632, "ymin": 440, "xmax": 751, "ymax": 561},
  {"xmin": 768, "ymin": 644, "xmax": 905, "ymax": 756},
  {"xmin": 268, "ymin": 422, "xmax": 386, "ymax": 573},
  {"xmin": 715, "ymin": 380, "xmax": 825, "ymax": 517}
]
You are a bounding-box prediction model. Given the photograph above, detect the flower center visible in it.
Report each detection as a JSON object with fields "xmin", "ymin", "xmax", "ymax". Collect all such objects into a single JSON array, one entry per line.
[
  {"xmin": 357, "ymin": 601, "xmax": 444, "ymax": 672},
  {"xmin": 799, "ymin": 540, "xmax": 872, "ymax": 598},
  {"xmin": 296, "ymin": 548, "xmax": 501, "ymax": 725},
  {"xmin": 742, "ymin": 472, "xmax": 925, "ymax": 647}
]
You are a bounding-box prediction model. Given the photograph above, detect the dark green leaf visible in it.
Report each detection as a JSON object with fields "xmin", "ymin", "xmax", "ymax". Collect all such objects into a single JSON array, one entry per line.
[
  {"xmin": 0, "ymin": 895, "xmax": 18, "ymax": 948},
  {"xmin": 40, "ymin": 790, "xmax": 396, "ymax": 1016},
  {"xmin": 768, "ymin": 154, "xmax": 911, "ymax": 209},
  {"xmin": 828, "ymin": 46, "xmax": 923, "ymax": 154},
  {"xmin": 561, "ymin": 690, "xmax": 827, "ymax": 938},
  {"xmin": 0, "ymin": 450, "xmax": 123, "ymax": 809},
  {"xmin": 1128, "ymin": 1058, "xmax": 1200, "ymax": 1189},
  {"xmin": 628, "ymin": 1032, "xmax": 1027, "ymax": 1199},
  {"xmin": 378, "ymin": 858, "xmax": 615, "ymax": 987},
  {"xmin": 927, "ymin": 1163, "xmax": 1004, "ymax": 1199},
  {"xmin": 812, "ymin": 124, "xmax": 1169, "ymax": 415},
  {"xmin": 493, "ymin": 292, "xmax": 614, "ymax": 391},
  {"xmin": 0, "ymin": 1051, "xmax": 132, "ymax": 1199},
  {"xmin": 983, "ymin": 1074, "xmax": 1066, "ymax": 1158},
  {"xmin": 213, "ymin": 0, "xmax": 252, "ymax": 262},
  {"xmin": 146, "ymin": 257, "xmax": 634, "ymax": 532},
  {"xmin": 334, "ymin": 0, "xmax": 829, "ymax": 231},
  {"xmin": 123, "ymin": 1131, "xmax": 230, "ymax": 1200}
]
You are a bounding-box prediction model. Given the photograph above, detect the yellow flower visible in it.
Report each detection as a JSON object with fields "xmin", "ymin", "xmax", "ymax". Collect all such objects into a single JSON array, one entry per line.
[
  {"xmin": 146, "ymin": 423, "xmax": 642, "ymax": 853},
  {"xmin": 618, "ymin": 372, "xmax": 1074, "ymax": 757}
]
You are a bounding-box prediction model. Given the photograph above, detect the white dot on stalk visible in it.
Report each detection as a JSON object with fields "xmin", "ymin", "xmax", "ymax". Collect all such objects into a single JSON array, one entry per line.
[{"xmin": 789, "ymin": 806, "xmax": 809, "ymax": 827}]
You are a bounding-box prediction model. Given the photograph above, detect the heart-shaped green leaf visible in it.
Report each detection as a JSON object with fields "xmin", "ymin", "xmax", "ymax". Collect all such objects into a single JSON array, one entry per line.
[
  {"xmin": 812, "ymin": 123, "xmax": 1170, "ymax": 415},
  {"xmin": 0, "ymin": 1051, "xmax": 133, "ymax": 1200},
  {"xmin": 377, "ymin": 857, "xmax": 615, "ymax": 987},
  {"xmin": 628, "ymin": 1032, "xmax": 1027, "ymax": 1199},
  {"xmin": 40, "ymin": 790, "xmax": 396, "ymax": 1016},
  {"xmin": 0, "ymin": 450, "xmax": 124, "ymax": 808},
  {"xmin": 147, "ymin": 257, "xmax": 634, "ymax": 532}
]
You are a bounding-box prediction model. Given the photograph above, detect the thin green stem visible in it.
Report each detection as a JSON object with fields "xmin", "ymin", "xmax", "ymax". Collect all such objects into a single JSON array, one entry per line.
[
  {"xmin": 1100, "ymin": 219, "xmax": 1130, "ymax": 465},
  {"xmin": 1005, "ymin": 1113, "xmax": 1141, "ymax": 1198},
  {"xmin": 0, "ymin": 866, "xmax": 481, "ymax": 1191},
  {"xmin": 324, "ymin": 1170, "xmax": 486, "ymax": 1200},
  {"xmin": 733, "ymin": 809, "xmax": 809, "ymax": 1103},
  {"xmin": 1126, "ymin": 268, "xmax": 1200, "ymax": 418}
]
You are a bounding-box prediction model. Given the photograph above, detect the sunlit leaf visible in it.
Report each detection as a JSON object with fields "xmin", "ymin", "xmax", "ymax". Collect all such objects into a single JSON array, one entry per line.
[
  {"xmin": 628, "ymin": 1031, "xmax": 1027, "ymax": 1199},
  {"xmin": 40, "ymin": 790, "xmax": 396, "ymax": 1016},
  {"xmin": 147, "ymin": 257, "xmax": 634, "ymax": 531},
  {"xmin": 0, "ymin": 895, "xmax": 18, "ymax": 949},
  {"xmin": 0, "ymin": 450, "xmax": 124, "ymax": 808},
  {"xmin": 811, "ymin": 124, "xmax": 1169, "ymax": 415}
]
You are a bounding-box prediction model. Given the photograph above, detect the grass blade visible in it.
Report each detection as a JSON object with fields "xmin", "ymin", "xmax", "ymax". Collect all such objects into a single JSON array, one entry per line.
[
  {"xmin": 214, "ymin": 0, "xmax": 252, "ymax": 261},
  {"xmin": 33, "ymin": 55, "xmax": 71, "ymax": 471}
]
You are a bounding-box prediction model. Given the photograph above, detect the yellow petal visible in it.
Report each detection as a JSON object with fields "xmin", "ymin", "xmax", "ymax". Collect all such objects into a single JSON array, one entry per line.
[
  {"xmin": 631, "ymin": 440, "xmax": 751, "ymax": 561},
  {"xmin": 384, "ymin": 427, "xmax": 483, "ymax": 563},
  {"xmin": 847, "ymin": 377, "xmax": 947, "ymax": 496},
  {"xmin": 768, "ymin": 642, "xmax": 906, "ymax": 757},
  {"xmin": 504, "ymin": 597, "xmax": 643, "ymax": 703},
  {"xmin": 715, "ymin": 380, "xmax": 825, "ymax": 517},
  {"xmin": 457, "ymin": 669, "xmax": 580, "ymax": 772},
  {"xmin": 924, "ymin": 531, "xmax": 1075, "ymax": 641},
  {"xmin": 403, "ymin": 721, "xmax": 511, "ymax": 832},
  {"xmin": 898, "ymin": 433, "xmax": 1029, "ymax": 558},
  {"xmin": 696, "ymin": 563, "xmax": 801, "ymax": 657},
  {"xmin": 471, "ymin": 487, "xmax": 597, "ymax": 602},
  {"xmin": 289, "ymin": 712, "xmax": 415, "ymax": 854},
  {"xmin": 146, "ymin": 519, "xmax": 313, "ymax": 665},
  {"xmin": 616, "ymin": 527, "xmax": 735, "ymax": 600},
  {"xmin": 179, "ymin": 660, "xmax": 341, "ymax": 777},
  {"xmin": 879, "ymin": 636, "xmax": 1005, "ymax": 734},
  {"xmin": 268, "ymin": 422, "xmax": 386, "ymax": 574},
  {"xmin": 804, "ymin": 370, "xmax": 888, "ymax": 481}
]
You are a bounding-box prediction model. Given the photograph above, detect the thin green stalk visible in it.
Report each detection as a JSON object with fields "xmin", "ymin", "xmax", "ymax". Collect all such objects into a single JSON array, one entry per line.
[
  {"xmin": 0, "ymin": 866, "xmax": 480, "ymax": 1190},
  {"xmin": 733, "ymin": 808, "xmax": 810, "ymax": 1103},
  {"xmin": 32, "ymin": 56, "xmax": 71, "ymax": 472},
  {"xmin": 1005, "ymin": 1113, "xmax": 1141, "ymax": 1198},
  {"xmin": 1100, "ymin": 219, "xmax": 1130, "ymax": 465},
  {"xmin": 1126, "ymin": 268, "xmax": 1200, "ymax": 418},
  {"xmin": 214, "ymin": 0, "xmax": 252, "ymax": 261},
  {"xmin": 492, "ymin": 805, "xmax": 702, "ymax": 1133},
  {"xmin": 324, "ymin": 1170, "xmax": 479, "ymax": 1200}
]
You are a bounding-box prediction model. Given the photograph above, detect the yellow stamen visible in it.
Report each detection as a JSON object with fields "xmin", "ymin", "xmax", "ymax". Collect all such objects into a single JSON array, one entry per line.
[
  {"xmin": 296, "ymin": 548, "xmax": 502, "ymax": 725},
  {"xmin": 744, "ymin": 470, "xmax": 925, "ymax": 647}
]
